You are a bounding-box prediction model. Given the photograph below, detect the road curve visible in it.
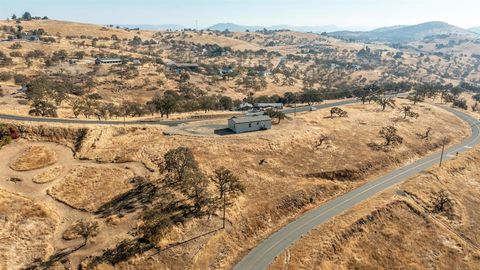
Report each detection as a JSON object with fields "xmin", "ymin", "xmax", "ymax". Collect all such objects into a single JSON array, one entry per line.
[
  {"xmin": 0, "ymin": 99, "xmax": 358, "ymax": 126},
  {"xmin": 234, "ymin": 106, "xmax": 480, "ymax": 270},
  {"xmin": 0, "ymin": 113, "xmax": 196, "ymax": 126}
]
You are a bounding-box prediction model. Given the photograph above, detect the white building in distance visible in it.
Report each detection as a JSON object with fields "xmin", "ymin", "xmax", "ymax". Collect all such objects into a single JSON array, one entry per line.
[{"xmin": 228, "ymin": 115, "xmax": 272, "ymax": 133}]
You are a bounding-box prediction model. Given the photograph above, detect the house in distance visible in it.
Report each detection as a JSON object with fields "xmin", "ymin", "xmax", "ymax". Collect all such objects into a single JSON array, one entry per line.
[
  {"xmin": 95, "ymin": 58, "xmax": 123, "ymax": 65},
  {"xmin": 255, "ymin": 103, "xmax": 284, "ymax": 110},
  {"xmin": 166, "ymin": 62, "xmax": 200, "ymax": 74},
  {"xmin": 228, "ymin": 115, "xmax": 272, "ymax": 134}
]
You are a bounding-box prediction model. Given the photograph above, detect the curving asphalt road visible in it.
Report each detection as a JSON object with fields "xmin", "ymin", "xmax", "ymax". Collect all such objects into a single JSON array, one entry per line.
[
  {"xmin": 234, "ymin": 106, "xmax": 480, "ymax": 270},
  {"xmin": 0, "ymin": 113, "xmax": 196, "ymax": 126},
  {"xmin": 0, "ymin": 98, "xmax": 359, "ymax": 126}
]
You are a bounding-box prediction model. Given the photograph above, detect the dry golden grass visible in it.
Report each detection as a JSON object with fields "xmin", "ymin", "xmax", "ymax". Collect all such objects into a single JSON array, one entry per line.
[
  {"xmin": 10, "ymin": 145, "xmax": 58, "ymax": 171},
  {"xmin": 0, "ymin": 20, "xmax": 154, "ymax": 40},
  {"xmin": 48, "ymin": 166, "xmax": 135, "ymax": 212},
  {"xmin": 62, "ymin": 100, "xmax": 468, "ymax": 269},
  {"xmin": 32, "ymin": 165, "xmax": 64, "ymax": 184},
  {"xmin": 269, "ymin": 145, "xmax": 480, "ymax": 270},
  {"xmin": 0, "ymin": 190, "xmax": 58, "ymax": 270},
  {"xmin": 0, "ymin": 98, "xmax": 473, "ymax": 269}
]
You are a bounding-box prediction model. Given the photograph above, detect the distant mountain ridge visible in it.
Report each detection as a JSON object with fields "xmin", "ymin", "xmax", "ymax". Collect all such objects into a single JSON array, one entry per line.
[
  {"xmin": 117, "ymin": 24, "xmax": 185, "ymax": 31},
  {"xmin": 206, "ymin": 23, "xmax": 349, "ymax": 33},
  {"xmin": 330, "ymin": 21, "xmax": 479, "ymax": 42},
  {"xmin": 115, "ymin": 22, "xmax": 480, "ymax": 40},
  {"xmin": 469, "ymin": 27, "xmax": 480, "ymax": 34}
]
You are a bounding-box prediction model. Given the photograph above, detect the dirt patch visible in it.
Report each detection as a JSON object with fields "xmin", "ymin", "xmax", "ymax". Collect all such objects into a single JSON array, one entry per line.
[
  {"xmin": 0, "ymin": 190, "xmax": 58, "ymax": 270},
  {"xmin": 33, "ymin": 166, "xmax": 64, "ymax": 184},
  {"xmin": 10, "ymin": 145, "xmax": 58, "ymax": 171},
  {"xmin": 48, "ymin": 166, "xmax": 135, "ymax": 212},
  {"xmin": 62, "ymin": 218, "xmax": 99, "ymax": 241}
]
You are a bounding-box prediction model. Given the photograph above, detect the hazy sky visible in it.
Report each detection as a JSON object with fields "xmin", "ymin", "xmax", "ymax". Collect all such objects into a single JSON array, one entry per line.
[{"xmin": 1, "ymin": 0, "xmax": 478, "ymax": 29}]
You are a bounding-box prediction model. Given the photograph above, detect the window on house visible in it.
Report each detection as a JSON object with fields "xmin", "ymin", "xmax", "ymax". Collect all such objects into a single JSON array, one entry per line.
[{"xmin": 249, "ymin": 123, "xmax": 252, "ymax": 128}]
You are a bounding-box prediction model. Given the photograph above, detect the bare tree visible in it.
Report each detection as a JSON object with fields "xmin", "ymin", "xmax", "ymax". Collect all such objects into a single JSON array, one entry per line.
[
  {"xmin": 77, "ymin": 219, "xmax": 99, "ymax": 246},
  {"xmin": 314, "ymin": 135, "xmax": 331, "ymax": 149},
  {"xmin": 374, "ymin": 97, "xmax": 396, "ymax": 111},
  {"xmin": 401, "ymin": 106, "xmax": 419, "ymax": 119},
  {"xmin": 211, "ymin": 167, "xmax": 245, "ymax": 229},
  {"xmin": 330, "ymin": 107, "xmax": 348, "ymax": 118},
  {"xmin": 432, "ymin": 190, "xmax": 454, "ymax": 216},
  {"xmin": 417, "ymin": 127, "xmax": 432, "ymax": 141},
  {"xmin": 379, "ymin": 126, "xmax": 403, "ymax": 146}
]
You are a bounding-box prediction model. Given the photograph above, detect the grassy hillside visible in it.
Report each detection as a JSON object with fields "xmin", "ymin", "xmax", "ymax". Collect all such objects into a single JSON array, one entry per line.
[
  {"xmin": 331, "ymin": 21, "xmax": 479, "ymax": 42},
  {"xmin": 270, "ymin": 140, "xmax": 480, "ymax": 269}
]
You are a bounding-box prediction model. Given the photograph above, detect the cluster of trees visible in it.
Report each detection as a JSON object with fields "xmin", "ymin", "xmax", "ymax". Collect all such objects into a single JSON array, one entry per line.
[
  {"xmin": 356, "ymin": 46, "xmax": 383, "ymax": 63},
  {"xmin": 353, "ymin": 81, "xmax": 476, "ymax": 112},
  {"xmin": 24, "ymin": 76, "xmax": 86, "ymax": 117},
  {"xmin": 246, "ymin": 88, "xmax": 345, "ymax": 107},
  {"xmin": 353, "ymin": 82, "xmax": 412, "ymax": 105},
  {"xmin": 0, "ymin": 124, "xmax": 19, "ymax": 149},
  {"xmin": 139, "ymin": 147, "xmax": 245, "ymax": 244},
  {"xmin": 65, "ymin": 88, "xmax": 240, "ymax": 121},
  {"xmin": 147, "ymin": 90, "xmax": 239, "ymax": 118},
  {"xmin": 10, "ymin": 12, "xmax": 48, "ymax": 21},
  {"xmin": 408, "ymin": 82, "xmax": 470, "ymax": 109}
]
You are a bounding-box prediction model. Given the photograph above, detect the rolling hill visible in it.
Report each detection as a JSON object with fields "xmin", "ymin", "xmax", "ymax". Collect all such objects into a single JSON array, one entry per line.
[
  {"xmin": 330, "ymin": 21, "xmax": 479, "ymax": 42},
  {"xmin": 207, "ymin": 23, "xmax": 345, "ymax": 33},
  {"xmin": 469, "ymin": 27, "xmax": 480, "ymax": 34},
  {"xmin": 117, "ymin": 24, "xmax": 185, "ymax": 31}
]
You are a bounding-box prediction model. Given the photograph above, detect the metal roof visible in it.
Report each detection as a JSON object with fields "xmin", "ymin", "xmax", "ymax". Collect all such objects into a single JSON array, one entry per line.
[
  {"xmin": 255, "ymin": 103, "xmax": 283, "ymax": 107},
  {"xmin": 229, "ymin": 115, "xmax": 271, "ymax": 124},
  {"xmin": 97, "ymin": 58, "xmax": 122, "ymax": 62}
]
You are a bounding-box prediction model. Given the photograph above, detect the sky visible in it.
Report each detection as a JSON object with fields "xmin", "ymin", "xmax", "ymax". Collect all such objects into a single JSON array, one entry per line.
[{"xmin": 0, "ymin": 0, "xmax": 479, "ymax": 29}]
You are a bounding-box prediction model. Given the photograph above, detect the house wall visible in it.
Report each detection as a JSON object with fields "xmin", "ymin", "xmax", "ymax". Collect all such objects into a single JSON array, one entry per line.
[{"xmin": 228, "ymin": 120, "xmax": 272, "ymax": 133}]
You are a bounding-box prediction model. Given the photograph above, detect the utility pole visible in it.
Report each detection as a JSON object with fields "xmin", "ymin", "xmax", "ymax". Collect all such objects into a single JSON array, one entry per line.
[
  {"xmin": 222, "ymin": 193, "xmax": 226, "ymax": 229},
  {"xmin": 439, "ymin": 142, "xmax": 445, "ymax": 167},
  {"xmin": 439, "ymin": 137, "xmax": 449, "ymax": 167}
]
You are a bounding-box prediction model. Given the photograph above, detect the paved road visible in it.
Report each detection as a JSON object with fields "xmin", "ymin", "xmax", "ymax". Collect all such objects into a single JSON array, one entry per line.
[
  {"xmin": 0, "ymin": 113, "xmax": 196, "ymax": 126},
  {"xmin": 234, "ymin": 106, "xmax": 480, "ymax": 270},
  {"xmin": 283, "ymin": 99, "xmax": 357, "ymax": 114},
  {"xmin": 0, "ymin": 99, "xmax": 359, "ymax": 126}
]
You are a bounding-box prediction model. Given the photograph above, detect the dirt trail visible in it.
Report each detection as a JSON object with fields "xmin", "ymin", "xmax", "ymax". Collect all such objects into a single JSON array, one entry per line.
[{"xmin": 0, "ymin": 140, "xmax": 150, "ymax": 267}]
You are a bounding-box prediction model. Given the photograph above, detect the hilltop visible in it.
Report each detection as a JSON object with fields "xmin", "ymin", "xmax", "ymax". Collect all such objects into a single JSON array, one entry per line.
[
  {"xmin": 207, "ymin": 23, "xmax": 344, "ymax": 33},
  {"xmin": 330, "ymin": 21, "xmax": 479, "ymax": 42},
  {"xmin": 469, "ymin": 26, "xmax": 480, "ymax": 34}
]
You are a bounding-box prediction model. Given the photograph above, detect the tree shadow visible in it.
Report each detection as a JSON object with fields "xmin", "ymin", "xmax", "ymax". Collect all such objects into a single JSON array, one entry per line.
[
  {"xmin": 85, "ymin": 224, "xmax": 221, "ymax": 269},
  {"xmin": 25, "ymin": 243, "xmax": 85, "ymax": 270},
  {"xmin": 367, "ymin": 142, "xmax": 386, "ymax": 151},
  {"xmin": 214, "ymin": 128, "xmax": 235, "ymax": 136},
  {"xmin": 95, "ymin": 176, "xmax": 158, "ymax": 218},
  {"xmin": 152, "ymin": 228, "xmax": 221, "ymax": 254}
]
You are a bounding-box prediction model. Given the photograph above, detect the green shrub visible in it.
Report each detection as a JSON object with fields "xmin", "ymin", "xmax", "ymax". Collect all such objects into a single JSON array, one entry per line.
[
  {"xmin": 14, "ymin": 74, "xmax": 28, "ymax": 85},
  {"xmin": 0, "ymin": 124, "xmax": 13, "ymax": 149},
  {"xmin": 0, "ymin": 72, "xmax": 13, "ymax": 82}
]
